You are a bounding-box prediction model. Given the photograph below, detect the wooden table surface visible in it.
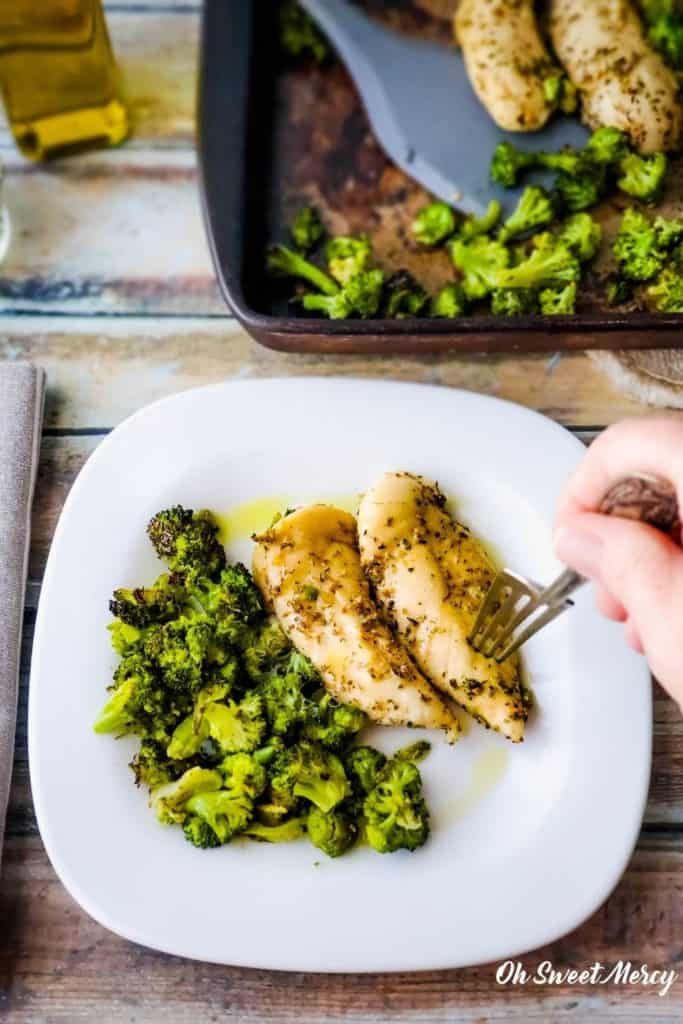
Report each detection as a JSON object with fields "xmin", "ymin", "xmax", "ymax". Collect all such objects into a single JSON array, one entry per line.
[{"xmin": 1, "ymin": 3, "xmax": 682, "ymax": 1021}]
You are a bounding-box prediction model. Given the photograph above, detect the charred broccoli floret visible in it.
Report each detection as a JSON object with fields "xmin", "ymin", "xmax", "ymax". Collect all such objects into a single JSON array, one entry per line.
[
  {"xmin": 393, "ymin": 740, "xmax": 431, "ymax": 763},
  {"xmin": 143, "ymin": 613, "xmax": 213, "ymax": 695},
  {"xmin": 555, "ymin": 164, "xmax": 607, "ymax": 212},
  {"xmin": 617, "ymin": 151, "xmax": 668, "ymax": 203},
  {"xmin": 290, "ymin": 205, "xmax": 325, "ymax": 252},
  {"xmin": 303, "ymin": 693, "xmax": 367, "ymax": 750},
  {"xmin": 411, "ymin": 201, "xmax": 457, "ymax": 246},
  {"xmin": 270, "ymin": 741, "xmax": 351, "ymax": 813},
  {"xmin": 450, "ymin": 235, "xmax": 510, "ymax": 300},
  {"xmin": 147, "ymin": 506, "xmax": 226, "ymax": 579},
  {"xmin": 280, "ymin": 0, "xmax": 329, "ymax": 63},
  {"xmin": 151, "ymin": 766, "xmax": 223, "ymax": 825},
  {"xmin": 490, "ymin": 288, "xmax": 538, "ymax": 316},
  {"xmin": 325, "ymin": 235, "xmax": 371, "ymax": 285},
  {"xmin": 539, "ymin": 281, "xmax": 577, "ymax": 315},
  {"xmin": 257, "ymin": 666, "xmax": 310, "ymax": 737},
  {"xmin": 93, "ymin": 654, "xmax": 171, "ymax": 740},
  {"xmin": 364, "ymin": 758, "xmax": 430, "ymax": 854},
  {"xmin": 344, "ymin": 746, "xmax": 387, "ymax": 794},
  {"xmin": 202, "ymin": 693, "xmax": 267, "ymax": 754},
  {"xmin": 108, "ymin": 619, "xmax": 143, "ymax": 656},
  {"xmin": 606, "ymin": 276, "xmax": 634, "ymax": 306},
  {"xmin": 498, "ymin": 186, "xmax": 555, "ymax": 243},
  {"xmin": 239, "ymin": 617, "xmax": 292, "ymax": 684},
  {"xmin": 648, "ymin": 267, "xmax": 683, "ymax": 311},
  {"xmin": 130, "ymin": 738, "xmax": 179, "ymax": 790},
  {"xmin": 191, "ymin": 564, "xmax": 263, "ymax": 644},
  {"xmin": 382, "ymin": 270, "xmax": 429, "ymax": 317},
  {"xmin": 109, "ymin": 572, "xmax": 185, "ymax": 628},
  {"xmin": 183, "ymin": 816, "xmax": 222, "ymax": 848},
  {"xmin": 430, "ymin": 282, "xmax": 466, "ymax": 317},
  {"xmin": 307, "ymin": 805, "xmax": 358, "ymax": 857}
]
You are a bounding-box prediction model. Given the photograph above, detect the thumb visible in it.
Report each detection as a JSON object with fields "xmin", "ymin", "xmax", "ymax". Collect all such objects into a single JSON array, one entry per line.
[{"xmin": 554, "ymin": 512, "xmax": 683, "ymax": 700}]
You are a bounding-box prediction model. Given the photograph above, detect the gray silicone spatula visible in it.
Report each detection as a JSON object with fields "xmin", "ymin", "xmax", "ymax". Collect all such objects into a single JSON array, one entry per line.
[{"xmin": 300, "ymin": 0, "xmax": 589, "ymax": 215}]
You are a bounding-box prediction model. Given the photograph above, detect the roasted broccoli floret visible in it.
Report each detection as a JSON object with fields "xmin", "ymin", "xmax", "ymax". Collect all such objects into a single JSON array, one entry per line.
[
  {"xmin": 302, "ymin": 268, "xmax": 384, "ymax": 319},
  {"xmin": 258, "ymin": 667, "xmax": 310, "ymax": 737},
  {"xmin": 495, "ymin": 241, "xmax": 580, "ymax": 290},
  {"xmin": 393, "ymin": 740, "xmax": 431, "ymax": 764},
  {"xmin": 411, "ymin": 201, "xmax": 457, "ymax": 246},
  {"xmin": 430, "ymin": 282, "xmax": 466, "ymax": 317},
  {"xmin": 490, "ymin": 141, "xmax": 536, "ymax": 188},
  {"xmin": 108, "ymin": 619, "xmax": 143, "ymax": 656},
  {"xmin": 183, "ymin": 815, "xmax": 222, "ymax": 848},
  {"xmin": 648, "ymin": 267, "xmax": 683, "ymax": 311},
  {"xmin": 382, "ymin": 270, "xmax": 429, "ymax": 317},
  {"xmin": 143, "ymin": 613, "xmax": 213, "ymax": 695},
  {"xmin": 147, "ymin": 506, "xmax": 226, "ymax": 579},
  {"xmin": 303, "ymin": 693, "xmax": 367, "ymax": 750},
  {"xmin": 498, "ymin": 186, "xmax": 555, "ymax": 243},
  {"xmin": 182, "ymin": 753, "xmax": 267, "ymax": 845},
  {"xmin": 245, "ymin": 817, "xmax": 308, "ymax": 842},
  {"xmin": 290, "ymin": 205, "xmax": 325, "ymax": 252},
  {"xmin": 151, "ymin": 766, "xmax": 223, "ymax": 825},
  {"xmin": 654, "ymin": 215, "xmax": 683, "ymax": 249},
  {"xmin": 555, "ymin": 164, "xmax": 607, "ymax": 212},
  {"xmin": 613, "ymin": 207, "xmax": 667, "ymax": 282},
  {"xmin": 344, "ymin": 745, "xmax": 387, "ymax": 794},
  {"xmin": 539, "ymin": 281, "xmax": 577, "ymax": 315},
  {"xmin": 325, "ymin": 235, "xmax": 371, "ymax": 285},
  {"xmin": 460, "ymin": 200, "xmax": 502, "ymax": 240},
  {"xmin": 191, "ymin": 564, "xmax": 263, "ymax": 644},
  {"xmin": 268, "ymin": 243, "xmax": 339, "ymax": 296},
  {"xmin": 556, "ymin": 212, "xmax": 602, "ymax": 262},
  {"xmin": 203, "ymin": 693, "xmax": 267, "ymax": 754},
  {"xmin": 642, "ymin": 0, "xmax": 683, "ymax": 70},
  {"xmin": 280, "ymin": 0, "xmax": 329, "ymax": 62},
  {"xmin": 93, "ymin": 654, "xmax": 170, "ymax": 740},
  {"xmin": 240, "ymin": 616, "xmax": 292, "ymax": 684},
  {"xmin": 450, "ymin": 235, "xmax": 510, "ymax": 301},
  {"xmin": 307, "ymin": 805, "xmax": 358, "ymax": 857},
  {"xmin": 490, "ymin": 288, "xmax": 538, "ymax": 316},
  {"xmin": 130, "ymin": 739, "xmax": 179, "ymax": 790},
  {"xmin": 270, "ymin": 741, "xmax": 351, "ymax": 813},
  {"xmin": 109, "ymin": 572, "xmax": 185, "ymax": 628},
  {"xmin": 364, "ymin": 758, "xmax": 430, "ymax": 854},
  {"xmin": 584, "ymin": 126, "xmax": 628, "ymax": 166},
  {"xmin": 617, "ymin": 151, "xmax": 668, "ymax": 203}
]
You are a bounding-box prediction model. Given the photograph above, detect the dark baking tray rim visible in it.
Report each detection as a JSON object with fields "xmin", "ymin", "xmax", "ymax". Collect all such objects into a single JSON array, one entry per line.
[{"xmin": 197, "ymin": 0, "xmax": 683, "ymax": 354}]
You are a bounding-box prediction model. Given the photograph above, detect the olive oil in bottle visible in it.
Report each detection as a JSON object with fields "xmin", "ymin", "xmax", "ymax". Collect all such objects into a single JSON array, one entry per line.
[{"xmin": 0, "ymin": 0, "xmax": 128, "ymax": 160}]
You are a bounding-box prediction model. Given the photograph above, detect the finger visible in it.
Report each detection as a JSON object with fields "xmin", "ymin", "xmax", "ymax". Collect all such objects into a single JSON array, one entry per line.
[
  {"xmin": 556, "ymin": 511, "xmax": 683, "ymax": 689},
  {"xmin": 594, "ymin": 584, "xmax": 627, "ymax": 622},
  {"xmin": 624, "ymin": 618, "xmax": 644, "ymax": 654},
  {"xmin": 555, "ymin": 416, "xmax": 683, "ymax": 526}
]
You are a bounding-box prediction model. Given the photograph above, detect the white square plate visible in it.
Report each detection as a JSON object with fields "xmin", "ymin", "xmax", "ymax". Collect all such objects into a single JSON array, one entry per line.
[{"xmin": 29, "ymin": 379, "xmax": 651, "ymax": 971}]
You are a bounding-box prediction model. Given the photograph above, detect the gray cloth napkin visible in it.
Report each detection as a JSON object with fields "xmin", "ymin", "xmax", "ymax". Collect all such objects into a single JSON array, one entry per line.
[{"xmin": 0, "ymin": 363, "xmax": 45, "ymax": 864}]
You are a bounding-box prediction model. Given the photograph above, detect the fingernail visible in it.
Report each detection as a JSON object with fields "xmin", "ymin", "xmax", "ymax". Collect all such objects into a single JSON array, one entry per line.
[{"xmin": 554, "ymin": 526, "xmax": 604, "ymax": 579}]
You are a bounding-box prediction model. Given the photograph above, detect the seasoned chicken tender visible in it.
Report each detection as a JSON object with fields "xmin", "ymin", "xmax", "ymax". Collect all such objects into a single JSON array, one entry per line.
[
  {"xmin": 455, "ymin": 0, "xmax": 561, "ymax": 132},
  {"xmin": 253, "ymin": 505, "xmax": 460, "ymax": 739},
  {"xmin": 550, "ymin": 0, "xmax": 682, "ymax": 152},
  {"xmin": 358, "ymin": 473, "xmax": 529, "ymax": 743}
]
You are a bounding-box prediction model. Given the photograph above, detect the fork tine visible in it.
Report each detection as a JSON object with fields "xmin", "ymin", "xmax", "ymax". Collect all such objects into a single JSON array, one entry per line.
[
  {"xmin": 475, "ymin": 587, "xmax": 527, "ymax": 658},
  {"xmin": 469, "ymin": 575, "xmax": 510, "ymax": 646},
  {"xmin": 493, "ymin": 600, "xmax": 573, "ymax": 663}
]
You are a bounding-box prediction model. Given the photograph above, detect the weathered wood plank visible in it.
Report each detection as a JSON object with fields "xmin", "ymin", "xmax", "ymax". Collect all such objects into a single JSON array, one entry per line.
[
  {"xmin": 0, "ymin": 319, "xmax": 651, "ymax": 429},
  {"xmin": 0, "ymin": 835, "xmax": 681, "ymax": 1022},
  {"xmin": 0, "ymin": 154, "xmax": 221, "ymax": 315},
  {"xmin": 0, "ymin": 10, "xmax": 198, "ymax": 153}
]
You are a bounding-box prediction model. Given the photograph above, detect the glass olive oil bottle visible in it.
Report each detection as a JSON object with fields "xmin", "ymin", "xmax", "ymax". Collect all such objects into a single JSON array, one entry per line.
[{"xmin": 0, "ymin": 0, "xmax": 128, "ymax": 160}]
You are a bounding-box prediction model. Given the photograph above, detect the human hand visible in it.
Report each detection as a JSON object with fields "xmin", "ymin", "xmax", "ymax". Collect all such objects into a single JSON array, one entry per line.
[{"xmin": 554, "ymin": 416, "xmax": 683, "ymax": 710}]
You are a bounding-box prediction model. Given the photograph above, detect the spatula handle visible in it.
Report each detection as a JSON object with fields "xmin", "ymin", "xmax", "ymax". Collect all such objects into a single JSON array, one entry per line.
[{"xmin": 598, "ymin": 474, "xmax": 681, "ymax": 539}]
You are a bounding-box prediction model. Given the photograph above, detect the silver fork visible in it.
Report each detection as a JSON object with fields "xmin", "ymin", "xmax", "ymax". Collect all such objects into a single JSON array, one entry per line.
[{"xmin": 470, "ymin": 474, "xmax": 681, "ymax": 663}]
